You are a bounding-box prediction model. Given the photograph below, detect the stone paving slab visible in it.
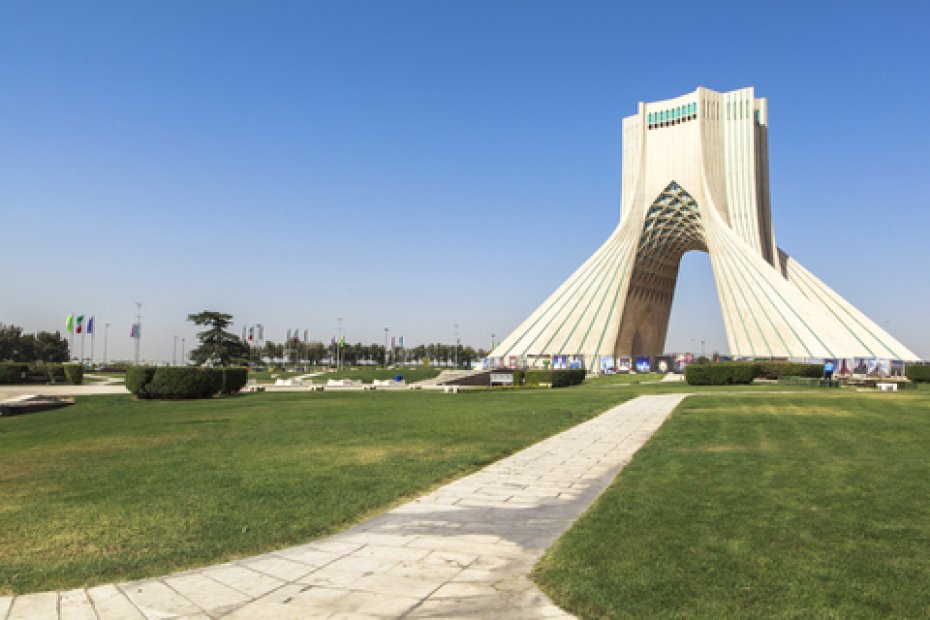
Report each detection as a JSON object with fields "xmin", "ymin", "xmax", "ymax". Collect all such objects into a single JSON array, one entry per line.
[{"xmin": 3, "ymin": 393, "xmax": 687, "ymax": 619}]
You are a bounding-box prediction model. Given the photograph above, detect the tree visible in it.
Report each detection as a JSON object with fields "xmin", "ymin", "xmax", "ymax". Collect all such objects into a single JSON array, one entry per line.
[
  {"xmin": 0, "ymin": 324, "xmax": 69, "ymax": 362},
  {"xmin": 187, "ymin": 311, "xmax": 250, "ymax": 366}
]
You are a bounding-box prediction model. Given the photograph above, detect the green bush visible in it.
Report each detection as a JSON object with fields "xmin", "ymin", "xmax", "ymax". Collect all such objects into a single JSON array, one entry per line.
[
  {"xmin": 906, "ymin": 365, "xmax": 930, "ymax": 383},
  {"xmin": 43, "ymin": 363, "xmax": 67, "ymax": 383},
  {"xmin": 685, "ymin": 362, "xmax": 756, "ymax": 385},
  {"xmin": 63, "ymin": 363, "xmax": 84, "ymax": 385},
  {"xmin": 221, "ymin": 367, "xmax": 249, "ymax": 394},
  {"xmin": 147, "ymin": 368, "xmax": 223, "ymax": 400},
  {"xmin": 511, "ymin": 370, "xmax": 525, "ymax": 387},
  {"xmin": 0, "ymin": 362, "xmax": 28, "ymax": 384},
  {"xmin": 524, "ymin": 369, "xmax": 586, "ymax": 388},
  {"xmin": 126, "ymin": 366, "xmax": 157, "ymax": 397},
  {"xmin": 754, "ymin": 361, "xmax": 821, "ymax": 379}
]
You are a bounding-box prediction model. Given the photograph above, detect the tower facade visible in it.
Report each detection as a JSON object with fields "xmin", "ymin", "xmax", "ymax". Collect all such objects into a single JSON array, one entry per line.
[{"xmin": 491, "ymin": 86, "xmax": 917, "ymax": 368}]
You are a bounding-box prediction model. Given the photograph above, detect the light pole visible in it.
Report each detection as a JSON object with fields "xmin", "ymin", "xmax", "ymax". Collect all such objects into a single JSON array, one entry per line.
[
  {"xmin": 134, "ymin": 302, "xmax": 143, "ymax": 365},
  {"xmin": 701, "ymin": 340, "xmax": 706, "ymax": 358},
  {"xmin": 384, "ymin": 327, "xmax": 389, "ymax": 367},
  {"xmin": 454, "ymin": 323, "xmax": 459, "ymax": 368},
  {"xmin": 173, "ymin": 336, "xmax": 178, "ymax": 366},
  {"xmin": 337, "ymin": 317, "xmax": 343, "ymax": 370},
  {"xmin": 103, "ymin": 323, "xmax": 110, "ymax": 367},
  {"xmin": 181, "ymin": 338, "xmax": 186, "ymax": 366}
]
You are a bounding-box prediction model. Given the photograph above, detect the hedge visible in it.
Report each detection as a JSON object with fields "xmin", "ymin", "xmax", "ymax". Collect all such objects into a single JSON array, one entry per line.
[
  {"xmin": 685, "ymin": 362, "xmax": 756, "ymax": 385},
  {"xmin": 754, "ymin": 361, "xmax": 821, "ymax": 379},
  {"xmin": 126, "ymin": 367, "xmax": 157, "ymax": 396},
  {"xmin": 127, "ymin": 367, "xmax": 224, "ymax": 399},
  {"xmin": 524, "ymin": 369, "xmax": 586, "ymax": 388},
  {"xmin": 221, "ymin": 367, "xmax": 249, "ymax": 394},
  {"xmin": 42, "ymin": 363, "xmax": 67, "ymax": 383},
  {"xmin": 906, "ymin": 365, "xmax": 930, "ymax": 383},
  {"xmin": 511, "ymin": 370, "xmax": 525, "ymax": 388},
  {"xmin": 63, "ymin": 363, "xmax": 84, "ymax": 385},
  {"xmin": 0, "ymin": 363, "xmax": 28, "ymax": 384}
]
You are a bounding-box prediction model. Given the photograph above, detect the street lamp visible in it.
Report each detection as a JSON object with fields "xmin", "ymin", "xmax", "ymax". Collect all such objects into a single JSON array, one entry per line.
[
  {"xmin": 454, "ymin": 323, "xmax": 459, "ymax": 368},
  {"xmin": 173, "ymin": 335, "xmax": 178, "ymax": 366},
  {"xmin": 384, "ymin": 327, "xmax": 389, "ymax": 367},
  {"xmin": 701, "ymin": 340, "xmax": 706, "ymax": 358},
  {"xmin": 181, "ymin": 338, "xmax": 186, "ymax": 366},
  {"xmin": 103, "ymin": 323, "xmax": 110, "ymax": 367}
]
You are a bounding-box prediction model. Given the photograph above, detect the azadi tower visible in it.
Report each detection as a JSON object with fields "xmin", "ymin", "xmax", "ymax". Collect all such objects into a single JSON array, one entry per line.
[{"xmin": 491, "ymin": 86, "xmax": 918, "ymax": 368}]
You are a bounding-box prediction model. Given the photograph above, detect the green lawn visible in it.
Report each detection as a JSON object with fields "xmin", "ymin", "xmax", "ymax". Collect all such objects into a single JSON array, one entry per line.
[
  {"xmin": 1, "ymin": 385, "xmax": 630, "ymax": 594},
  {"xmin": 533, "ymin": 387, "xmax": 930, "ymax": 618}
]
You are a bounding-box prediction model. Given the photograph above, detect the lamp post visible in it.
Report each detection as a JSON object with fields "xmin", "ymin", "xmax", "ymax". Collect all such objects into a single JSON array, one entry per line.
[
  {"xmin": 337, "ymin": 317, "xmax": 343, "ymax": 370},
  {"xmin": 103, "ymin": 323, "xmax": 110, "ymax": 367},
  {"xmin": 173, "ymin": 335, "xmax": 178, "ymax": 366},
  {"xmin": 701, "ymin": 340, "xmax": 706, "ymax": 358},
  {"xmin": 384, "ymin": 327, "xmax": 389, "ymax": 367},
  {"xmin": 454, "ymin": 323, "xmax": 459, "ymax": 368},
  {"xmin": 181, "ymin": 338, "xmax": 186, "ymax": 366}
]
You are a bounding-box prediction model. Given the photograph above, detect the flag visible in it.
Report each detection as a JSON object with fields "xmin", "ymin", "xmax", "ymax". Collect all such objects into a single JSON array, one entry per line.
[
  {"xmin": 87, "ymin": 316, "xmax": 94, "ymax": 334},
  {"xmin": 248, "ymin": 326, "xmax": 254, "ymax": 341},
  {"xmin": 66, "ymin": 314, "xmax": 74, "ymax": 334},
  {"xmin": 391, "ymin": 336, "xmax": 396, "ymax": 349},
  {"xmin": 130, "ymin": 323, "xmax": 139, "ymax": 338},
  {"xmin": 76, "ymin": 314, "xmax": 84, "ymax": 334},
  {"xmin": 303, "ymin": 329, "xmax": 308, "ymax": 342},
  {"xmin": 287, "ymin": 329, "xmax": 292, "ymax": 341},
  {"xmin": 399, "ymin": 336, "xmax": 404, "ymax": 348},
  {"xmin": 257, "ymin": 324, "xmax": 264, "ymax": 340},
  {"xmin": 339, "ymin": 335, "xmax": 345, "ymax": 348}
]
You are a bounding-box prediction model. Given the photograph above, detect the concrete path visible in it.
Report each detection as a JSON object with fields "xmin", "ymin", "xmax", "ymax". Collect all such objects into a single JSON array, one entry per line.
[
  {"xmin": 0, "ymin": 383, "xmax": 127, "ymax": 400},
  {"xmin": 1, "ymin": 393, "xmax": 688, "ymax": 619}
]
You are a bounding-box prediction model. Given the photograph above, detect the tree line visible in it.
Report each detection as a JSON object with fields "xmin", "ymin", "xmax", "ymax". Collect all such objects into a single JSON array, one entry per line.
[
  {"xmin": 249, "ymin": 340, "xmax": 489, "ymax": 366},
  {"xmin": 186, "ymin": 311, "xmax": 490, "ymax": 367},
  {"xmin": 0, "ymin": 323, "xmax": 70, "ymax": 362}
]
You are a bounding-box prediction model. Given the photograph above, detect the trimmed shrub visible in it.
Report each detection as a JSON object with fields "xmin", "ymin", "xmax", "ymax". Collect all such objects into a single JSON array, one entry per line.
[
  {"xmin": 906, "ymin": 365, "xmax": 930, "ymax": 383},
  {"xmin": 0, "ymin": 362, "xmax": 28, "ymax": 384},
  {"xmin": 43, "ymin": 363, "xmax": 67, "ymax": 383},
  {"xmin": 126, "ymin": 366, "xmax": 157, "ymax": 397},
  {"xmin": 221, "ymin": 367, "xmax": 249, "ymax": 394},
  {"xmin": 685, "ymin": 362, "xmax": 756, "ymax": 385},
  {"xmin": 511, "ymin": 370, "xmax": 525, "ymax": 387},
  {"xmin": 754, "ymin": 361, "xmax": 821, "ymax": 379},
  {"xmin": 63, "ymin": 363, "xmax": 84, "ymax": 385},
  {"xmin": 524, "ymin": 369, "xmax": 586, "ymax": 388},
  {"xmin": 146, "ymin": 368, "xmax": 223, "ymax": 400}
]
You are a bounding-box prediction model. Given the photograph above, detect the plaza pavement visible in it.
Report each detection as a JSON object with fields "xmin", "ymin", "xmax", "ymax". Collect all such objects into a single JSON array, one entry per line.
[{"xmin": 0, "ymin": 393, "xmax": 689, "ymax": 619}]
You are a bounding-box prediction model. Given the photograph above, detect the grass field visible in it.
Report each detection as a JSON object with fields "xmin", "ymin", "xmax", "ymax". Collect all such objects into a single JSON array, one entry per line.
[
  {"xmin": 533, "ymin": 387, "xmax": 930, "ymax": 618},
  {"xmin": 0, "ymin": 385, "xmax": 631, "ymax": 594}
]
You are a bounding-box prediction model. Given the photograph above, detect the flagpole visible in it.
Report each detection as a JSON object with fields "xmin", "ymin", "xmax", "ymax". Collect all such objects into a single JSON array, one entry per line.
[{"xmin": 134, "ymin": 302, "xmax": 143, "ymax": 365}]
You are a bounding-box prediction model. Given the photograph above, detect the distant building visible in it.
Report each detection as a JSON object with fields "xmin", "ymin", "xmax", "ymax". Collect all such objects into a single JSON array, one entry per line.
[{"xmin": 491, "ymin": 86, "xmax": 917, "ymax": 368}]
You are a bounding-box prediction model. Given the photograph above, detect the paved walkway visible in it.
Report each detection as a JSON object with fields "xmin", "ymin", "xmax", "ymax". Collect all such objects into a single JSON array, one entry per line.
[
  {"xmin": 0, "ymin": 393, "xmax": 688, "ymax": 619},
  {"xmin": 0, "ymin": 383, "xmax": 127, "ymax": 400}
]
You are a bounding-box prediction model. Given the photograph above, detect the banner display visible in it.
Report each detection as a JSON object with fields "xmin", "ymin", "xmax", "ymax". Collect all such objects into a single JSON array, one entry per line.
[{"xmin": 635, "ymin": 355, "xmax": 651, "ymax": 373}]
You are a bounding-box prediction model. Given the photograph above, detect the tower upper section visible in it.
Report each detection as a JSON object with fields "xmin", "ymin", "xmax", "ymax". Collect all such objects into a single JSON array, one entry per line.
[{"xmin": 620, "ymin": 86, "xmax": 776, "ymax": 266}]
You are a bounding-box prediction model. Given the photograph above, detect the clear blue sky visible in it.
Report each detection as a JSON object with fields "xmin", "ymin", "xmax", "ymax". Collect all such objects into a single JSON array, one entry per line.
[{"xmin": 2, "ymin": 1, "xmax": 928, "ymax": 362}]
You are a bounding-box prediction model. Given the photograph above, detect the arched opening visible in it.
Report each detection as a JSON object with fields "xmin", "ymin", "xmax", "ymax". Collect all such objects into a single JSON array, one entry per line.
[{"xmin": 664, "ymin": 250, "xmax": 728, "ymax": 358}]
